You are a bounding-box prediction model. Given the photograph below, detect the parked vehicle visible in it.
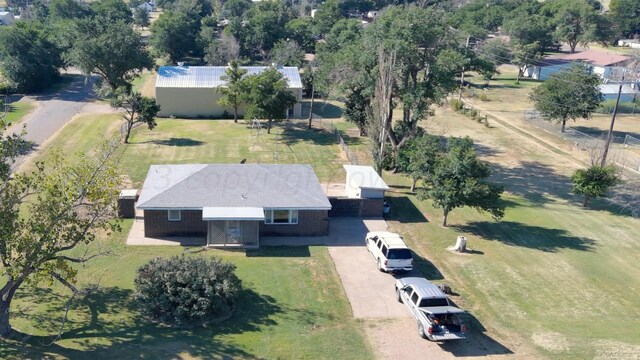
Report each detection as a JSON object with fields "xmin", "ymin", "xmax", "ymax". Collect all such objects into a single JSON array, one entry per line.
[
  {"xmin": 365, "ymin": 231, "xmax": 413, "ymax": 273},
  {"xmin": 395, "ymin": 277, "xmax": 466, "ymax": 341}
]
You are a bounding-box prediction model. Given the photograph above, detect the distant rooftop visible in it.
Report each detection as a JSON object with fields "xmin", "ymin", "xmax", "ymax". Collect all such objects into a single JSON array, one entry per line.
[
  {"xmin": 561, "ymin": 50, "xmax": 630, "ymax": 67},
  {"xmin": 156, "ymin": 66, "xmax": 303, "ymax": 89}
]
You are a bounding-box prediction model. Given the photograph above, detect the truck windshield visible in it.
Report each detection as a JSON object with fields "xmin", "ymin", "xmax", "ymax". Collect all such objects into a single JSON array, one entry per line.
[
  {"xmin": 387, "ymin": 249, "xmax": 412, "ymax": 259},
  {"xmin": 419, "ymin": 298, "xmax": 449, "ymax": 307}
]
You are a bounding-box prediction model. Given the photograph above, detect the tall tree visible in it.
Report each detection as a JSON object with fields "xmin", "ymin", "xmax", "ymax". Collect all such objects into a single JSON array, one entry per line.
[
  {"xmin": 243, "ymin": 67, "xmax": 297, "ymax": 134},
  {"xmin": 397, "ymin": 133, "xmax": 441, "ymax": 192},
  {"xmin": 133, "ymin": 8, "xmax": 150, "ymax": 28},
  {"xmin": 64, "ymin": 18, "xmax": 153, "ymax": 90},
  {"xmin": 313, "ymin": 0, "xmax": 342, "ymax": 35},
  {"xmin": 529, "ymin": 64, "xmax": 603, "ymax": 132},
  {"xmin": 0, "ymin": 141, "xmax": 122, "ymax": 337},
  {"xmin": 285, "ymin": 18, "xmax": 315, "ymax": 53},
  {"xmin": 243, "ymin": 1, "xmax": 291, "ymax": 59},
  {"xmin": 608, "ymin": 0, "xmax": 640, "ymax": 40},
  {"xmin": 91, "ymin": 0, "xmax": 133, "ymax": 23},
  {"xmin": 544, "ymin": 0, "xmax": 601, "ymax": 53},
  {"xmin": 571, "ymin": 165, "xmax": 621, "ymax": 207},
  {"xmin": 217, "ymin": 61, "xmax": 248, "ymax": 123},
  {"xmin": 204, "ymin": 33, "xmax": 241, "ymax": 66},
  {"xmin": 417, "ymin": 137, "xmax": 505, "ymax": 227},
  {"xmin": 0, "ymin": 21, "xmax": 63, "ymax": 92},
  {"xmin": 109, "ymin": 88, "xmax": 160, "ymax": 144},
  {"xmin": 510, "ymin": 41, "xmax": 542, "ymax": 84},
  {"xmin": 49, "ymin": 0, "xmax": 90, "ymax": 20},
  {"xmin": 150, "ymin": 11, "xmax": 199, "ymax": 63}
]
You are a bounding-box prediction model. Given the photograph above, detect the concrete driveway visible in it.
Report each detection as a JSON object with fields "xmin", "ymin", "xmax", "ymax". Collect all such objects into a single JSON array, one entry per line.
[{"xmin": 327, "ymin": 217, "xmax": 411, "ymax": 318}]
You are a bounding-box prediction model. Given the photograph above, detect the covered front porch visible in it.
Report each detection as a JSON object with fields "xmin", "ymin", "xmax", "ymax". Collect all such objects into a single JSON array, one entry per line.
[{"xmin": 203, "ymin": 207, "xmax": 264, "ymax": 248}]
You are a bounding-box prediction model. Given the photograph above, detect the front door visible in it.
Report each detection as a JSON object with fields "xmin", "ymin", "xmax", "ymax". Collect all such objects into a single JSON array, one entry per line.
[{"xmin": 226, "ymin": 220, "xmax": 241, "ymax": 244}]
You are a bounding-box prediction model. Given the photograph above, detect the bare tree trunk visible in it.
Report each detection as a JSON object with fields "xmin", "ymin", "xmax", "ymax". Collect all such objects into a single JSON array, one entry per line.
[
  {"xmin": 410, "ymin": 177, "xmax": 417, "ymax": 192},
  {"xmin": 233, "ymin": 107, "xmax": 238, "ymax": 123},
  {"xmin": 371, "ymin": 47, "xmax": 397, "ymax": 176},
  {"xmin": 308, "ymin": 84, "xmax": 315, "ymax": 129},
  {"xmin": 561, "ymin": 118, "xmax": 567, "ymax": 133},
  {"xmin": 516, "ymin": 68, "xmax": 522, "ymax": 84},
  {"xmin": 123, "ymin": 122, "xmax": 133, "ymax": 144},
  {"xmin": 583, "ymin": 195, "xmax": 589, "ymax": 207},
  {"xmin": 267, "ymin": 118, "xmax": 272, "ymax": 134},
  {"xmin": 0, "ymin": 278, "xmax": 24, "ymax": 338},
  {"xmin": 442, "ymin": 210, "xmax": 449, "ymax": 227}
]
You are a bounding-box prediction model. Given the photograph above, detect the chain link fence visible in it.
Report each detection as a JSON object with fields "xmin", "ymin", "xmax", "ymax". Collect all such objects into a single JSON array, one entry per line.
[{"xmin": 523, "ymin": 109, "xmax": 640, "ymax": 176}]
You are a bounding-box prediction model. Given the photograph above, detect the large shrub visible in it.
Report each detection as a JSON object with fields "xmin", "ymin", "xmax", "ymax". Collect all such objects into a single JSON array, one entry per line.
[{"xmin": 134, "ymin": 256, "xmax": 242, "ymax": 326}]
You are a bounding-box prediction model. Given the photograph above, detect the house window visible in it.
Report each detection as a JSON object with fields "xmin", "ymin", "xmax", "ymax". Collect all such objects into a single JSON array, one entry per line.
[
  {"xmin": 264, "ymin": 209, "xmax": 298, "ymax": 224},
  {"xmin": 168, "ymin": 210, "xmax": 181, "ymax": 221}
]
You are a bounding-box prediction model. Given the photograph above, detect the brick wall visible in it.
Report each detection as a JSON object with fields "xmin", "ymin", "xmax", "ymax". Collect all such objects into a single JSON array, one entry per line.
[
  {"xmin": 328, "ymin": 198, "xmax": 384, "ymax": 218},
  {"xmin": 259, "ymin": 210, "xmax": 329, "ymax": 236},
  {"xmin": 143, "ymin": 210, "xmax": 207, "ymax": 238}
]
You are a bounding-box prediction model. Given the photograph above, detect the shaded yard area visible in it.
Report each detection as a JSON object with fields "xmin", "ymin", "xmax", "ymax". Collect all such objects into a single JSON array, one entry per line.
[{"xmin": 2, "ymin": 229, "xmax": 373, "ymax": 359}]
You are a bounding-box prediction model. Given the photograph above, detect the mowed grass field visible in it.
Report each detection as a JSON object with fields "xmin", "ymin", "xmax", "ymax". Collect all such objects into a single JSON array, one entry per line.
[
  {"xmin": 20, "ymin": 114, "xmax": 347, "ymax": 186},
  {"xmin": 3, "ymin": 100, "xmax": 34, "ymax": 125},
  {"xmin": 1, "ymin": 114, "xmax": 372, "ymax": 359}
]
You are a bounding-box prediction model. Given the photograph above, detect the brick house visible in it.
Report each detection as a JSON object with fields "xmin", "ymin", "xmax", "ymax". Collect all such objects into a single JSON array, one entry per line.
[{"xmin": 136, "ymin": 164, "xmax": 331, "ymax": 247}]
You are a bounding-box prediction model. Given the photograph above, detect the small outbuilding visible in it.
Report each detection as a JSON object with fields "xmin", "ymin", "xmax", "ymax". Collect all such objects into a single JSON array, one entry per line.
[
  {"xmin": 598, "ymin": 83, "xmax": 639, "ymax": 103},
  {"xmin": 524, "ymin": 50, "xmax": 632, "ymax": 81},
  {"xmin": 344, "ymin": 165, "xmax": 389, "ymax": 199},
  {"xmin": 155, "ymin": 65, "xmax": 303, "ymax": 119}
]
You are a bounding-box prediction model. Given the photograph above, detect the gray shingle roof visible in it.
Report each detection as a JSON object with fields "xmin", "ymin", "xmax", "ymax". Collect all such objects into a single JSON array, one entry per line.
[
  {"xmin": 156, "ymin": 66, "xmax": 303, "ymax": 89},
  {"xmin": 136, "ymin": 164, "xmax": 331, "ymax": 210}
]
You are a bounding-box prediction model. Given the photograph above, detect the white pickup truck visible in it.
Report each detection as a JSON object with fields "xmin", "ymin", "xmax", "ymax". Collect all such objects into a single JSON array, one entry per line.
[{"xmin": 395, "ymin": 277, "xmax": 466, "ymax": 341}]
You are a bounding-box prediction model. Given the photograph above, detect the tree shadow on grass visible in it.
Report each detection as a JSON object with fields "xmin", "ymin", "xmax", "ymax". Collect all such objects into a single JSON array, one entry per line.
[
  {"xmin": 571, "ymin": 126, "xmax": 640, "ymax": 144},
  {"xmin": 245, "ymin": 246, "xmax": 311, "ymax": 258},
  {"xmin": 384, "ymin": 196, "xmax": 428, "ymax": 224},
  {"xmin": 3, "ymin": 284, "xmax": 284, "ymax": 359},
  {"xmin": 313, "ymin": 101, "xmax": 343, "ymax": 119},
  {"xmin": 279, "ymin": 121, "xmax": 336, "ymax": 147},
  {"xmin": 489, "ymin": 160, "xmax": 574, "ymax": 205},
  {"xmin": 454, "ymin": 221, "xmax": 596, "ymax": 252},
  {"xmin": 136, "ymin": 137, "xmax": 205, "ymax": 147}
]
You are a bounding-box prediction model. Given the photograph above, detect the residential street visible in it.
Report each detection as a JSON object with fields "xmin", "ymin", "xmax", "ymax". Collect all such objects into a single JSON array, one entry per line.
[{"xmin": 7, "ymin": 72, "xmax": 113, "ymax": 171}]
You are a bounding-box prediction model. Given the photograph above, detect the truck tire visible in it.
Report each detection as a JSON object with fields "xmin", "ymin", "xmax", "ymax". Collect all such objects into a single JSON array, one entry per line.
[
  {"xmin": 396, "ymin": 288, "xmax": 403, "ymax": 303},
  {"xmin": 377, "ymin": 259, "xmax": 384, "ymax": 272},
  {"xmin": 418, "ymin": 323, "xmax": 428, "ymax": 339}
]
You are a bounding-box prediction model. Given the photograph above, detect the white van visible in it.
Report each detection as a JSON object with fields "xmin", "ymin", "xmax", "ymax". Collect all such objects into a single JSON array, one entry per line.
[{"xmin": 365, "ymin": 231, "xmax": 413, "ymax": 273}]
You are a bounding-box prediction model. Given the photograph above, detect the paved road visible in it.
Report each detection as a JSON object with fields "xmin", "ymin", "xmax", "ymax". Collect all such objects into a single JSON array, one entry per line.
[{"xmin": 7, "ymin": 73, "xmax": 101, "ymax": 171}]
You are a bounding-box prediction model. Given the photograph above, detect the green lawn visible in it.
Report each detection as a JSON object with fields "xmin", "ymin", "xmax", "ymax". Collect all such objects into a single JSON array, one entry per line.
[
  {"xmin": 21, "ymin": 114, "xmax": 347, "ymax": 186},
  {"xmin": 3, "ymin": 228, "xmax": 372, "ymax": 359},
  {"xmin": 3, "ymin": 101, "xmax": 35, "ymax": 125}
]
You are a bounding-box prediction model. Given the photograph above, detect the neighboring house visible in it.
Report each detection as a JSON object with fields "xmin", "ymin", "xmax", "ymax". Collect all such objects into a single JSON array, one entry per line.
[
  {"xmin": 525, "ymin": 50, "xmax": 632, "ymax": 81},
  {"xmin": 133, "ymin": 2, "xmax": 154, "ymax": 12},
  {"xmin": 598, "ymin": 82, "xmax": 639, "ymax": 103},
  {"xmin": 136, "ymin": 164, "xmax": 331, "ymax": 247},
  {"xmin": 618, "ymin": 39, "xmax": 640, "ymax": 49},
  {"xmin": 0, "ymin": 11, "xmax": 14, "ymax": 26},
  {"xmin": 155, "ymin": 65, "xmax": 303, "ymax": 119}
]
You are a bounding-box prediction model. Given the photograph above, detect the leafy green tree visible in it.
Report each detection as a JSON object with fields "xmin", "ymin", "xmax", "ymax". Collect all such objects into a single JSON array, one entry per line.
[
  {"xmin": 269, "ymin": 39, "xmax": 304, "ymax": 67},
  {"xmin": 343, "ymin": 83, "xmax": 370, "ymax": 136},
  {"xmin": 223, "ymin": 0, "xmax": 251, "ymax": 18},
  {"xmin": 511, "ymin": 41, "xmax": 542, "ymax": 84},
  {"xmin": 543, "ymin": 0, "xmax": 601, "ymax": 53},
  {"xmin": 134, "ymin": 256, "xmax": 242, "ymax": 326},
  {"xmin": 397, "ymin": 133, "xmax": 441, "ymax": 192},
  {"xmin": 243, "ymin": 67, "xmax": 297, "ymax": 133},
  {"xmin": 64, "ymin": 18, "xmax": 153, "ymax": 90},
  {"xmin": 571, "ymin": 165, "xmax": 621, "ymax": 207},
  {"xmin": 503, "ymin": 7, "xmax": 554, "ymax": 52},
  {"xmin": 133, "ymin": 7, "xmax": 150, "ymax": 28},
  {"xmin": 0, "ymin": 142, "xmax": 122, "ymax": 337},
  {"xmin": 0, "ymin": 21, "xmax": 63, "ymax": 92},
  {"xmin": 243, "ymin": 1, "xmax": 291, "ymax": 59},
  {"xmin": 608, "ymin": 0, "xmax": 640, "ymax": 40},
  {"xmin": 150, "ymin": 11, "xmax": 199, "ymax": 63},
  {"xmin": 217, "ymin": 61, "xmax": 248, "ymax": 123},
  {"xmin": 529, "ymin": 64, "xmax": 603, "ymax": 132},
  {"xmin": 49, "ymin": 0, "xmax": 90, "ymax": 20},
  {"xmin": 321, "ymin": 18, "xmax": 363, "ymax": 54},
  {"xmin": 417, "ymin": 137, "xmax": 505, "ymax": 227},
  {"xmin": 285, "ymin": 18, "xmax": 315, "ymax": 53},
  {"xmin": 91, "ymin": 0, "xmax": 133, "ymax": 23},
  {"xmin": 478, "ymin": 38, "xmax": 512, "ymax": 67},
  {"xmin": 313, "ymin": 0, "xmax": 342, "ymax": 35},
  {"xmin": 109, "ymin": 88, "xmax": 160, "ymax": 143}
]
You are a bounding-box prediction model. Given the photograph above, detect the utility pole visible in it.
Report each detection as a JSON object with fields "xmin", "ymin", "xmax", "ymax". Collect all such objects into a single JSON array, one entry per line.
[
  {"xmin": 601, "ymin": 84, "xmax": 622, "ymax": 167},
  {"xmin": 458, "ymin": 35, "xmax": 471, "ymax": 101}
]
